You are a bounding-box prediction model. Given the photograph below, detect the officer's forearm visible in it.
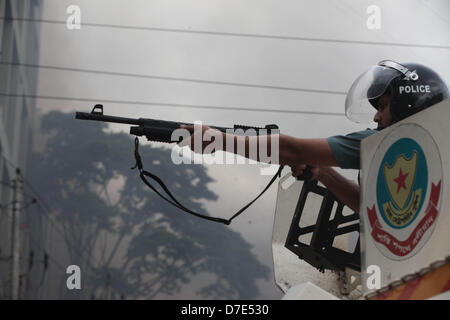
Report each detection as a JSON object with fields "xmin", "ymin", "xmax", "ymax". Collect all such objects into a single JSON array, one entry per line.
[
  {"xmin": 317, "ymin": 168, "xmax": 360, "ymax": 212},
  {"xmin": 278, "ymin": 135, "xmax": 339, "ymax": 167},
  {"xmin": 219, "ymin": 133, "xmax": 337, "ymax": 167},
  {"xmin": 220, "ymin": 132, "xmax": 279, "ymax": 163}
]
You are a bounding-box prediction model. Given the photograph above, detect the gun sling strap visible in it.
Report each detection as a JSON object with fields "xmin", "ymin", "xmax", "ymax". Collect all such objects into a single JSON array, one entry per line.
[{"xmin": 131, "ymin": 137, "xmax": 283, "ymax": 225}]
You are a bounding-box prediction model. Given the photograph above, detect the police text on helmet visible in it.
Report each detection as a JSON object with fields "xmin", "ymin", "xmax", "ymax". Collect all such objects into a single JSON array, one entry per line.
[{"xmin": 398, "ymin": 85, "xmax": 431, "ymax": 95}]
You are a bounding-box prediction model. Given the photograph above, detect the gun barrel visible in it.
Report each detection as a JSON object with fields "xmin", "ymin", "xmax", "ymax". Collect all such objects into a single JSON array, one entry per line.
[
  {"xmin": 76, "ymin": 105, "xmax": 279, "ymax": 144},
  {"xmin": 75, "ymin": 111, "xmax": 141, "ymax": 125}
]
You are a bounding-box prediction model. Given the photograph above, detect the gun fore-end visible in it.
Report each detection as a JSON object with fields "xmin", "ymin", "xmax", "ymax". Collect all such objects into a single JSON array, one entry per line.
[
  {"xmin": 130, "ymin": 123, "xmax": 280, "ymax": 143},
  {"xmin": 130, "ymin": 126, "xmax": 182, "ymax": 143}
]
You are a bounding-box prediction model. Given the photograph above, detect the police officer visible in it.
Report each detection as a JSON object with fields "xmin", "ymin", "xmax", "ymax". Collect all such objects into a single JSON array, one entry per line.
[
  {"xmin": 181, "ymin": 60, "xmax": 449, "ymax": 212},
  {"xmin": 291, "ymin": 60, "xmax": 449, "ymax": 211}
]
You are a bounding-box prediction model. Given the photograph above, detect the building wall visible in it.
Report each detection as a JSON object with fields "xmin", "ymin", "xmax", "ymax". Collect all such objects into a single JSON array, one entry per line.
[{"xmin": 0, "ymin": 0, "xmax": 42, "ymax": 300}]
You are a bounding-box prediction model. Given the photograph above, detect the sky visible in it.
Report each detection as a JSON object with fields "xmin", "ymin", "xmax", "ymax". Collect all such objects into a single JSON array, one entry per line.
[{"xmin": 33, "ymin": 0, "xmax": 450, "ymax": 299}]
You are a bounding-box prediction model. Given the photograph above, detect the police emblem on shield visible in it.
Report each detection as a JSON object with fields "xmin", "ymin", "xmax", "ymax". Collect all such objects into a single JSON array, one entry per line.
[
  {"xmin": 378, "ymin": 140, "xmax": 426, "ymax": 230},
  {"xmin": 366, "ymin": 124, "xmax": 442, "ymax": 260},
  {"xmin": 384, "ymin": 151, "xmax": 418, "ymax": 216}
]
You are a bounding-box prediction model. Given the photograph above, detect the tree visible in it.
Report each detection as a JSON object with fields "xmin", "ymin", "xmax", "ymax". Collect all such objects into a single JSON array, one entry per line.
[{"xmin": 27, "ymin": 111, "xmax": 270, "ymax": 299}]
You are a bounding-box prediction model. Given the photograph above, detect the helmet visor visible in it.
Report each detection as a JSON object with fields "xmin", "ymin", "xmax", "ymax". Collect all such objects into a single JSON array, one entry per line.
[{"xmin": 345, "ymin": 65, "xmax": 401, "ymax": 123}]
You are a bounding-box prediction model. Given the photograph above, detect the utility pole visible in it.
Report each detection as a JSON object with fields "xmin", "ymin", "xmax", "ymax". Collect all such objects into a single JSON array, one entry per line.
[
  {"xmin": 10, "ymin": 168, "xmax": 21, "ymax": 300},
  {"xmin": 106, "ymin": 273, "xmax": 111, "ymax": 300}
]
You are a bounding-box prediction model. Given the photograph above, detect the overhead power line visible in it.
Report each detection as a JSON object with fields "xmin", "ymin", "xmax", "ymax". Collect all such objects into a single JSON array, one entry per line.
[
  {"xmin": 22, "ymin": 184, "xmax": 102, "ymax": 274},
  {"xmin": 0, "ymin": 154, "xmax": 102, "ymax": 274},
  {"xmin": 27, "ymin": 232, "xmax": 66, "ymax": 274},
  {"xmin": 0, "ymin": 17, "xmax": 448, "ymax": 50},
  {"xmin": 0, "ymin": 61, "xmax": 347, "ymax": 95},
  {"xmin": 417, "ymin": 0, "xmax": 450, "ymax": 27},
  {"xmin": 0, "ymin": 93, "xmax": 345, "ymax": 116}
]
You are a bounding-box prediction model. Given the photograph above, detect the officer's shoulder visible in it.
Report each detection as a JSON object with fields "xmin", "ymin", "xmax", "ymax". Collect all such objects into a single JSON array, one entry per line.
[{"xmin": 346, "ymin": 128, "xmax": 378, "ymax": 137}]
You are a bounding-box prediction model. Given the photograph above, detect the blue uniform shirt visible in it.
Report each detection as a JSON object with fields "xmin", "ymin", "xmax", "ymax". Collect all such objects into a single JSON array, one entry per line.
[{"xmin": 327, "ymin": 129, "xmax": 378, "ymax": 169}]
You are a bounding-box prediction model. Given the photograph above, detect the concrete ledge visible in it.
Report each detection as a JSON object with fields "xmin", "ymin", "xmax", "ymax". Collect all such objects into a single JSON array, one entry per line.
[{"xmin": 282, "ymin": 282, "xmax": 340, "ymax": 300}]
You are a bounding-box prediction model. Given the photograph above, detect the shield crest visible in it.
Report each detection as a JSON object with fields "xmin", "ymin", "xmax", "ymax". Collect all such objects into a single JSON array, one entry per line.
[{"xmin": 383, "ymin": 151, "xmax": 417, "ymax": 209}]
